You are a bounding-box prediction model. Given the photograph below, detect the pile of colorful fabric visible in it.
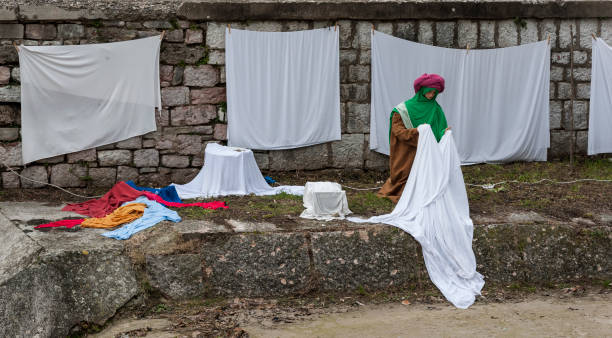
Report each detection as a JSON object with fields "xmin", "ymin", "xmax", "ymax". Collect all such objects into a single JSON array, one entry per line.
[{"xmin": 34, "ymin": 181, "xmax": 228, "ymax": 239}]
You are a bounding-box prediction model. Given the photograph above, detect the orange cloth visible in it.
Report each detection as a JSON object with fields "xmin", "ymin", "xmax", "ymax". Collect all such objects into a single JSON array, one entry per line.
[
  {"xmin": 377, "ymin": 113, "xmax": 419, "ymax": 203},
  {"xmin": 81, "ymin": 203, "xmax": 146, "ymax": 229}
]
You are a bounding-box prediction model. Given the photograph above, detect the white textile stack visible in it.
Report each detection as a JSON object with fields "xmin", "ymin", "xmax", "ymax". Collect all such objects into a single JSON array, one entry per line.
[
  {"xmin": 172, "ymin": 143, "xmax": 303, "ymax": 199},
  {"xmin": 350, "ymin": 124, "xmax": 484, "ymax": 309},
  {"xmin": 300, "ymin": 182, "xmax": 352, "ymax": 221}
]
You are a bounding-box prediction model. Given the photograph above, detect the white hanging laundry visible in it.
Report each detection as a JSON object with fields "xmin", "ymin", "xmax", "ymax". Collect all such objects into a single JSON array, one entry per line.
[
  {"xmin": 172, "ymin": 143, "xmax": 303, "ymax": 199},
  {"xmin": 588, "ymin": 38, "xmax": 612, "ymax": 155},
  {"xmin": 370, "ymin": 31, "xmax": 550, "ymax": 164},
  {"xmin": 349, "ymin": 124, "xmax": 484, "ymax": 309},
  {"xmin": 225, "ymin": 28, "xmax": 341, "ymax": 150},
  {"xmin": 300, "ymin": 182, "xmax": 352, "ymax": 221},
  {"xmin": 18, "ymin": 36, "xmax": 161, "ymax": 164}
]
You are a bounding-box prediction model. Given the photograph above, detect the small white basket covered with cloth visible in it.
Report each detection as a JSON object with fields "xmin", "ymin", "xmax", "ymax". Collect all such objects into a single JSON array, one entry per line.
[{"xmin": 300, "ymin": 182, "xmax": 352, "ymax": 221}]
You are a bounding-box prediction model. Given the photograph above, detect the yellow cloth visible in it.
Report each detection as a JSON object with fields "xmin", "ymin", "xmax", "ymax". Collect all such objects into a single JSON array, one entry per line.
[{"xmin": 81, "ymin": 203, "xmax": 146, "ymax": 229}]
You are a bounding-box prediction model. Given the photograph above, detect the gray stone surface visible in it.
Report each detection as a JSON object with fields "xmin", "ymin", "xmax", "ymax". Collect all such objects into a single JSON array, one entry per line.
[
  {"xmin": 2, "ymin": 171, "xmax": 20, "ymax": 188},
  {"xmin": 395, "ymin": 21, "xmax": 416, "ymax": 41},
  {"xmin": 563, "ymin": 101, "xmax": 588, "ymax": 130},
  {"xmin": 331, "ymin": 134, "xmax": 364, "ymax": 168},
  {"xmin": 550, "ymin": 100, "xmax": 561, "ymax": 129},
  {"xmin": 161, "ymin": 155, "xmax": 190, "ymax": 168},
  {"xmin": 479, "ymin": 21, "xmax": 495, "ymax": 48},
  {"xmin": 184, "ymin": 65, "xmax": 219, "ymax": 87},
  {"xmin": 0, "ymin": 24, "xmax": 24, "ymax": 38},
  {"xmin": 57, "ymin": 23, "xmax": 84, "ymax": 39},
  {"xmin": 25, "ymin": 24, "xmax": 57, "ymax": 39},
  {"xmin": 116, "ymin": 136, "xmax": 142, "ymax": 150},
  {"xmin": 176, "ymin": 134, "xmax": 203, "ymax": 155},
  {"xmin": 117, "ymin": 165, "xmax": 139, "ymax": 182},
  {"xmin": 185, "ymin": 28, "xmax": 203, "ymax": 44},
  {"xmin": 457, "ymin": 20, "xmax": 477, "ymax": 48},
  {"xmin": 0, "ymin": 127, "xmax": 18, "ymax": 141},
  {"xmin": 346, "ymin": 103, "xmax": 370, "ymax": 133},
  {"xmin": 436, "ymin": 21, "xmax": 455, "ymax": 47},
  {"xmin": 520, "ymin": 20, "xmax": 538, "ymax": 44},
  {"xmin": 134, "ymin": 149, "xmax": 159, "ymax": 167},
  {"xmin": 0, "ymin": 86, "xmax": 20, "ymax": 103},
  {"xmin": 98, "ymin": 150, "xmax": 132, "ymax": 166},
  {"xmin": 498, "ymin": 20, "xmax": 518, "ymax": 47},
  {"xmin": 190, "ymin": 87, "xmax": 226, "ymax": 104},
  {"xmin": 0, "ymin": 66, "xmax": 9, "ymax": 85},
  {"xmin": 269, "ymin": 143, "xmax": 329, "ymax": 171},
  {"xmin": 417, "ymin": 20, "xmax": 433, "ymax": 45},
  {"xmin": 20, "ymin": 166, "xmax": 48, "ymax": 188},
  {"xmin": 50, "ymin": 163, "xmax": 87, "ymax": 187},
  {"xmin": 227, "ymin": 219, "xmax": 277, "ymax": 233},
  {"xmin": 89, "ymin": 167, "xmax": 117, "ymax": 187},
  {"xmin": 0, "ymin": 142, "xmax": 22, "ymax": 167},
  {"xmin": 161, "ymin": 86, "xmax": 190, "ymax": 107},
  {"xmin": 146, "ymin": 254, "xmax": 204, "ymax": 299},
  {"xmin": 67, "ymin": 148, "xmax": 96, "ymax": 163},
  {"xmin": 202, "ymin": 232, "xmax": 310, "ymax": 297}
]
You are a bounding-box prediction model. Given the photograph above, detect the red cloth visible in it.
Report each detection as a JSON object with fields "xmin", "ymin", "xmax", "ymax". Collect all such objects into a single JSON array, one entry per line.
[
  {"xmin": 63, "ymin": 182, "xmax": 228, "ymax": 218},
  {"xmin": 62, "ymin": 181, "xmax": 144, "ymax": 217},
  {"xmin": 141, "ymin": 191, "xmax": 228, "ymax": 210},
  {"xmin": 34, "ymin": 219, "xmax": 84, "ymax": 229},
  {"xmin": 413, "ymin": 73, "xmax": 445, "ymax": 94}
]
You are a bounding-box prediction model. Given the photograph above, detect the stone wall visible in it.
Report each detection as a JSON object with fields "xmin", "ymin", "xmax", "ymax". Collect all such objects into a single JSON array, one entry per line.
[{"xmin": 0, "ymin": 1, "xmax": 610, "ymax": 188}]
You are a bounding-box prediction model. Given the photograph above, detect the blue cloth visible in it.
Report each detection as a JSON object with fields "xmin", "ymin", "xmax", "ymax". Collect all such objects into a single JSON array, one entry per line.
[
  {"xmin": 264, "ymin": 176, "xmax": 276, "ymax": 184},
  {"xmin": 102, "ymin": 196, "xmax": 181, "ymax": 240},
  {"xmin": 125, "ymin": 180, "xmax": 182, "ymax": 203}
]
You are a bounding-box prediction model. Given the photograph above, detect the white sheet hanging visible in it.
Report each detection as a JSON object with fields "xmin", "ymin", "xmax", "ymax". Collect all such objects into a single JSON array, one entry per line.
[
  {"xmin": 172, "ymin": 143, "xmax": 303, "ymax": 199},
  {"xmin": 588, "ymin": 38, "xmax": 612, "ymax": 155},
  {"xmin": 225, "ymin": 28, "xmax": 341, "ymax": 150},
  {"xmin": 18, "ymin": 36, "xmax": 161, "ymax": 164},
  {"xmin": 350, "ymin": 124, "xmax": 484, "ymax": 309},
  {"xmin": 370, "ymin": 31, "xmax": 550, "ymax": 164},
  {"xmin": 300, "ymin": 182, "xmax": 351, "ymax": 221}
]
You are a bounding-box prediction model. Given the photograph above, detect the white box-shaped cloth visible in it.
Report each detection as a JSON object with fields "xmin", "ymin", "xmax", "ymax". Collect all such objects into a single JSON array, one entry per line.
[{"xmin": 300, "ymin": 182, "xmax": 351, "ymax": 220}]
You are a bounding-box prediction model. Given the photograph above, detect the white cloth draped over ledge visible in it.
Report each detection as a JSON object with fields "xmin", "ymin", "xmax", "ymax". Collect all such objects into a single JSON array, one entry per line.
[
  {"xmin": 350, "ymin": 124, "xmax": 484, "ymax": 309},
  {"xmin": 225, "ymin": 27, "xmax": 341, "ymax": 150},
  {"xmin": 18, "ymin": 36, "xmax": 162, "ymax": 164},
  {"xmin": 370, "ymin": 31, "xmax": 550, "ymax": 164},
  {"xmin": 588, "ymin": 38, "xmax": 612, "ymax": 155}
]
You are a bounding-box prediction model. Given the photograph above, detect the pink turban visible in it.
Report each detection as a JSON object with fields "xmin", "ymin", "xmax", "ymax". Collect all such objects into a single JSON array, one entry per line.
[{"xmin": 413, "ymin": 73, "xmax": 445, "ymax": 94}]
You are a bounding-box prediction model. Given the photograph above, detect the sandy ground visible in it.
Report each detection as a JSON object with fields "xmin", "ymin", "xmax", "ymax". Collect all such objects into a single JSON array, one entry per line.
[{"xmin": 91, "ymin": 293, "xmax": 611, "ymax": 338}]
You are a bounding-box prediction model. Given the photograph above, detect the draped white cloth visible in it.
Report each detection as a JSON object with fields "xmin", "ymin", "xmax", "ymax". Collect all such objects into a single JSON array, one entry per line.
[
  {"xmin": 370, "ymin": 31, "xmax": 550, "ymax": 164},
  {"xmin": 172, "ymin": 143, "xmax": 303, "ymax": 199},
  {"xmin": 588, "ymin": 38, "xmax": 612, "ymax": 155},
  {"xmin": 18, "ymin": 36, "xmax": 161, "ymax": 164},
  {"xmin": 226, "ymin": 28, "xmax": 341, "ymax": 150},
  {"xmin": 350, "ymin": 124, "xmax": 484, "ymax": 309},
  {"xmin": 300, "ymin": 182, "xmax": 351, "ymax": 221}
]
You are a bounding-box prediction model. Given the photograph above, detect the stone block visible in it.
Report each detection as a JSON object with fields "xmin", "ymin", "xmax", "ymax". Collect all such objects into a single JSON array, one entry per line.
[
  {"xmin": 89, "ymin": 167, "xmax": 117, "ymax": 187},
  {"xmin": 550, "ymin": 100, "xmax": 562, "ymax": 129},
  {"xmin": 563, "ymin": 101, "xmax": 588, "ymax": 130},
  {"xmin": 353, "ymin": 21, "xmax": 372, "ymax": 49},
  {"xmin": 0, "ymin": 67, "xmax": 10, "ymax": 85},
  {"xmin": 254, "ymin": 152, "xmax": 269, "ymax": 170},
  {"xmin": 0, "ymin": 46, "xmax": 18, "ymax": 64},
  {"xmin": 170, "ymin": 168, "xmax": 199, "ymax": 184},
  {"xmin": 520, "ymin": 20, "xmax": 538, "ymax": 44},
  {"xmin": 269, "ymin": 143, "xmax": 329, "ymax": 171},
  {"xmin": 0, "ymin": 24, "xmax": 24, "ymax": 38},
  {"xmin": 161, "ymin": 155, "xmax": 190, "ymax": 168},
  {"xmin": 540, "ymin": 19, "xmax": 557, "ymax": 49},
  {"xmin": 117, "ymin": 166, "xmax": 139, "ymax": 182},
  {"xmin": 417, "ymin": 20, "xmax": 433, "ymax": 45},
  {"xmin": 0, "ymin": 105, "xmax": 17, "ymax": 125},
  {"xmin": 156, "ymin": 109, "xmax": 169, "ymax": 128},
  {"xmin": 191, "ymin": 87, "xmax": 226, "ymax": 104},
  {"xmin": 579, "ymin": 19, "xmax": 597, "ymax": 49},
  {"xmin": 0, "ymin": 127, "xmax": 18, "ymax": 141},
  {"xmin": 165, "ymin": 29, "xmax": 184, "ymax": 42},
  {"xmin": 395, "ymin": 21, "xmax": 416, "ymax": 41},
  {"xmin": 346, "ymin": 103, "xmax": 370, "ymax": 133},
  {"xmin": 549, "ymin": 130, "xmax": 571, "ymax": 158},
  {"xmin": 133, "ymin": 149, "xmax": 159, "ymax": 167},
  {"xmin": 228, "ymin": 219, "xmax": 277, "ymax": 233},
  {"xmin": 161, "ymin": 86, "xmax": 190, "ymax": 107},
  {"xmin": 311, "ymin": 228, "xmax": 426, "ymax": 291},
  {"xmin": 573, "ymin": 51, "xmax": 587, "ymax": 65},
  {"xmin": 550, "ymin": 66, "xmax": 564, "ymax": 81},
  {"xmin": 338, "ymin": 20, "xmax": 353, "ymax": 48},
  {"xmin": 57, "ymin": 24, "xmax": 84, "ymax": 39},
  {"xmin": 603, "ymin": 19, "xmax": 612, "ymax": 45},
  {"xmin": 557, "ymin": 82, "xmax": 571, "ymax": 99},
  {"xmin": 568, "ymin": 67, "xmax": 591, "ymax": 82},
  {"xmin": 50, "ymin": 163, "xmax": 87, "ymax": 188},
  {"xmin": 185, "ymin": 29, "xmax": 203, "ymax": 44},
  {"xmin": 340, "ymin": 84, "xmax": 369, "ymax": 103},
  {"xmin": 576, "ymin": 83, "xmax": 590, "ymax": 100},
  {"xmin": 208, "ymin": 50, "xmax": 224, "ymax": 65},
  {"xmin": 498, "ymin": 20, "xmax": 517, "ymax": 47},
  {"xmin": 35, "ymin": 154, "xmax": 64, "ymax": 164},
  {"xmin": 205, "ymin": 22, "xmax": 226, "ymax": 49},
  {"xmin": 247, "ymin": 21, "xmax": 282, "ymax": 32},
  {"xmin": 25, "ymin": 24, "xmax": 56, "ymax": 40},
  {"xmin": 202, "ymin": 232, "xmax": 310, "ymax": 297},
  {"xmin": 457, "ymin": 20, "xmax": 477, "ymax": 48},
  {"xmin": 359, "ymin": 49, "xmax": 370, "ymax": 65},
  {"xmin": 67, "ymin": 148, "xmax": 96, "ymax": 163},
  {"xmin": 576, "ymin": 130, "xmax": 588, "ymax": 154},
  {"xmin": 116, "ymin": 136, "xmax": 142, "ymax": 150},
  {"xmin": 10, "ymin": 67, "xmax": 19, "ymax": 82},
  {"xmin": 160, "ymin": 65, "xmax": 173, "ymax": 83},
  {"xmin": 160, "ymin": 43, "xmax": 206, "ymax": 65},
  {"xmin": 436, "ymin": 21, "xmax": 455, "ymax": 47},
  {"xmin": 184, "ymin": 65, "xmax": 219, "ymax": 87},
  {"xmin": 143, "ymin": 21, "xmax": 173, "ymax": 29},
  {"xmin": 2, "ymin": 171, "xmax": 19, "ymax": 188},
  {"xmin": 0, "ymin": 86, "xmax": 20, "ymax": 103},
  {"xmin": 98, "ymin": 150, "xmax": 131, "ymax": 166},
  {"xmin": 365, "ymin": 148, "xmax": 388, "ymax": 170},
  {"xmin": 331, "ymin": 134, "xmax": 364, "ymax": 168},
  {"xmin": 348, "ymin": 65, "xmax": 370, "ymax": 83},
  {"xmin": 285, "ymin": 21, "xmax": 309, "ymax": 32},
  {"xmin": 0, "ymin": 142, "xmax": 22, "ymax": 166},
  {"xmin": 559, "ymin": 20, "xmax": 576, "ymax": 49},
  {"xmin": 213, "ymin": 123, "xmax": 227, "ymax": 140},
  {"xmin": 377, "ymin": 23, "xmax": 393, "ymax": 35},
  {"xmin": 552, "ymin": 52, "xmax": 569, "ymax": 65},
  {"xmin": 479, "ymin": 21, "xmax": 495, "ymax": 48},
  {"xmin": 176, "ymin": 134, "xmax": 203, "ymax": 155},
  {"xmin": 20, "ymin": 166, "xmax": 48, "ymax": 188},
  {"xmin": 172, "ymin": 66, "xmax": 184, "ymax": 86},
  {"xmin": 146, "ymin": 254, "xmax": 204, "ymax": 299},
  {"xmin": 340, "ymin": 50, "xmax": 358, "ymax": 65}
]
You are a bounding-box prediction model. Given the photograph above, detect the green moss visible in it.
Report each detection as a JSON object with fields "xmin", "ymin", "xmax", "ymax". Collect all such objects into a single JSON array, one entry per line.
[
  {"xmin": 169, "ymin": 18, "xmax": 180, "ymax": 30},
  {"xmin": 348, "ymin": 191, "xmax": 394, "ymax": 215}
]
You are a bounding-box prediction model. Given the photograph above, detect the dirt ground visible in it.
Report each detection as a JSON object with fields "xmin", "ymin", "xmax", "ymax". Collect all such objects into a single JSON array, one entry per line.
[
  {"xmin": 89, "ymin": 285, "xmax": 611, "ymax": 337},
  {"xmin": 1, "ymin": 158, "xmax": 610, "ymax": 227}
]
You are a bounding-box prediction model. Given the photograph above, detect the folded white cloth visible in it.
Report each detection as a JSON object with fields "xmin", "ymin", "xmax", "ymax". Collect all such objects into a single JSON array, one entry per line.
[
  {"xmin": 172, "ymin": 143, "xmax": 303, "ymax": 199},
  {"xmin": 300, "ymin": 182, "xmax": 352, "ymax": 221},
  {"xmin": 350, "ymin": 124, "xmax": 484, "ymax": 309},
  {"xmin": 588, "ymin": 38, "xmax": 612, "ymax": 155}
]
